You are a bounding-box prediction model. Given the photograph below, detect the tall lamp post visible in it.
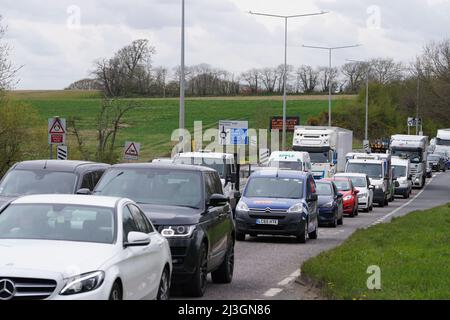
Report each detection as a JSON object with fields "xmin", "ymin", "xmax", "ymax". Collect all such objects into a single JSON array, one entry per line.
[
  {"xmin": 249, "ymin": 10, "xmax": 328, "ymax": 151},
  {"xmin": 302, "ymin": 44, "xmax": 361, "ymax": 127},
  {"xmin": 179, "ymin": 0, "xmax": 186, "ymax": 151}
]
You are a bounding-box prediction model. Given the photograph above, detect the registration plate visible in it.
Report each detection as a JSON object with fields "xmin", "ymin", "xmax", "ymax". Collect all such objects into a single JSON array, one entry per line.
[{"xmin": 256, "ymin": 219, "xmax": 279, "ymax": 226}]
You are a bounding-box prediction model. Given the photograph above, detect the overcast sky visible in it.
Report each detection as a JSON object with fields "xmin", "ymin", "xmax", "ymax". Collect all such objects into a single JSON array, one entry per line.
[{"xmin": 2, "ymin": 0, "xmax": 450, "ymax": 89}]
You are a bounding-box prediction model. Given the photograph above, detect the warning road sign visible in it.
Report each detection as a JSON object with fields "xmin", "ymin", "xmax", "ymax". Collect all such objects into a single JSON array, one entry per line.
[
  {"xmin": 48, "ymin": 118, "xmax": 66, "ymax": 145},
  {"xmin": 124, "ymin": 142, "xmax": 141, "ymax": 161}
]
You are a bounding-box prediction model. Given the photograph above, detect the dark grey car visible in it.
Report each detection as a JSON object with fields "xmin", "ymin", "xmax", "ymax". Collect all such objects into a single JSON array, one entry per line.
[
  {"xmin": 93, "ymin": 163, "xmax": 236, "ymax": 298},
  {"xmin": 0, "ymin": 160, "xmax": 110, "ymax": 208}
]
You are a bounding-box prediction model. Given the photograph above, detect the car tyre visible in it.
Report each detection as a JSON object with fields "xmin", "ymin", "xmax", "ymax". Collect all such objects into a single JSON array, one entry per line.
[
  {"xmin": 109, "ymin": 281, "xmax": 122, "ymax": 301},
  {"xmin": 330, "ymin": 215, "xmax": 337, "ymax": 228},
  {"xmin": 296, "ymin": 221, "xmax": 308, "ymax": 244},
  {"xmin": 157, "ymin": 267, "xmax": 171, "ymax": 300},
  {"xmin": 184, "ymin": 244, "xmax": 208, "ymax": 297},
  {"xmin": 337, "ymin": 214, "xmax": 343, "ymax": 225},
  {"xmin": 309, "ymin": 219, "xmax": 318, "ymax": 239},
  {"xmin": 236, "ymin": 232, "xmax": 246, "ymax": 241},
  {"xmin": 211, "ymin": 241, "xmax": 235, "ymax": 284}
]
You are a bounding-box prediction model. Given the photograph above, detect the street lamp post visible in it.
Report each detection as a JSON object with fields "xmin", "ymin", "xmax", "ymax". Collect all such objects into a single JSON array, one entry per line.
[
  {"xmin": 302, "ymin": 44, "xmax": 360, "ymax": 127},
  {"xmin": 179, "ymin": 0, "xmax": 186, "ymax": 150},
  {"xmin": 249, "ymin": 10, "xmax": 328, "ymax": 151}
]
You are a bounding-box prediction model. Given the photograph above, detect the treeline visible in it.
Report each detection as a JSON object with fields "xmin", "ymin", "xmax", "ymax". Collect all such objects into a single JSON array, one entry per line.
[{"xmin": 67, "ymin": 39, "xmax": 407, "ymax": 97}]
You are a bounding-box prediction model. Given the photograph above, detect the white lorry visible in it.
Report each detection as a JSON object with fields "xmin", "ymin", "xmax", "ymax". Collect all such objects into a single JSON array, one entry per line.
[
  {"xmin": 390, "ymin": 135, "xmax": 429, "ymax": 189},
  {"xmin": 434, "ymin": 129, "xmax": 450, "ymax": 161},
  {"xmin": 293, "ymin": 126, "xmax": 353, "ymax": 179},
  {"xmin": 267, "ymin": 151, "xmax": 312, "ymax": 173},
  {"xmin": 172, "ymin": 152, "xmax": 241, "ymax": 210},
  {"xmin": 345, "ymin": 153, "xmax": 394, "ymax": 207}
]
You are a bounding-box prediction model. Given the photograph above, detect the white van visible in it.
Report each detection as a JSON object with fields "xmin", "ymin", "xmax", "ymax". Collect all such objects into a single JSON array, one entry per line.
[
  {"xmin": 391, "ymin": 157, "xmax": 412, "ymax": 199},
  {"xmin": 267, "ymin": 151, "xmax": 312, "ymax": 173}
]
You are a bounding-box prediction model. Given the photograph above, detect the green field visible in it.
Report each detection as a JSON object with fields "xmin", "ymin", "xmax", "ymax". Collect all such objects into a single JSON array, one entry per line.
[
  {"xmin": 302, "ymin": 204, "xmax": 450, "ymax": 300},
  {"xmin": 10, "ymin": 91, "xmax": 355, "ymax": 160}
]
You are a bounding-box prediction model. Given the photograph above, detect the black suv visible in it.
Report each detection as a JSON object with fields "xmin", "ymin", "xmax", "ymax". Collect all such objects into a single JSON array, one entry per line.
[
  {"xmin": 93, "ymin": 163, "xmax": 236, "ymax": 297},
  {"xmin": 0, "ymin": 160, "xmax": 110, "ymax": 207}
]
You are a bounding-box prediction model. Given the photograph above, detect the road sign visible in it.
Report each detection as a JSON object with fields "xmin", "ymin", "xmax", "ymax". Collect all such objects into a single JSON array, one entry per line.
[
  {"xmin": 48, "ymin": 118, "xmax": 66, "ymax": 145},
  {"xmin": 219, "ymin": 121, "xmax": 249, "ymax": 146},
  {"xmin": 57, "ymin": 146, "xmax": 68, "ymax": 160},
  {"xmin": 363, "ymin": 140, "xmax": 371, "ymax": 153},
  {"xmin": 407, "ymin": 117, "xmax": 422, "ymax": 127},
  {"xmin": 270, "ymin": 116, "xmax": 299, "ymax": 132},
  {"xmin": 124, "ymin": 142, "xmax": 141, "ymax": 161}
]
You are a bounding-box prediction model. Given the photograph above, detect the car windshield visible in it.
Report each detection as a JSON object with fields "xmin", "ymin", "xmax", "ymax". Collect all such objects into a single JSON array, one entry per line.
[
  {"xmin": 347, "ymin": 163, "xmax": 383, "ymax": 179},
  {"xmin": 309, "ymin": 152, "xmax": 330, "ymax": 163},
  {"xmin": 333, "ymin": 180, "xmax": 351, "ymax": 191},
  {"xmin": 392, "ymin": 166, "xmax": 407, "ymax": 178},
  {"xmin": 339, "ymin": 176, "xmax": 367, "ymax": 188},
  {"xmin": 0, "ymin": 170, "xmax": 77, "ymax": 197},
  {"xmin": 0, "ymin": 204, "xmax": 115, "ymax": 244},
  {"xmin": 245, "ymin": 177, "xmax": 304, "ymax": 199},
  {"xmin": 436, "ymin": 138, "xmax": 450, "ymax": 146},
  {"xmin": 428, "ymin": 155, "xmax": 440, "ymax": 161},
  {"xmin": 268, "ymin": 161, "xmax": 303, "ymax": 171},
  {"xmin": 316, "ymin": 182, "xmax": 333, "ymax": 196},
  {"xmin": 95, "ymin": 169, "xmax": 203, "ymax": 209},
  {"xmin": 174, "ymin": 157, "xmax": 226, "ymax": 178},
  {"xmin": 391, "ymin": 149, "xmax": 422, "ymax": 163}
]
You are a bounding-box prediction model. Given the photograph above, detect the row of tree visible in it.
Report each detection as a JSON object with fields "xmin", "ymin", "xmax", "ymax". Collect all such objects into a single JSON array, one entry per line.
[{"xmin": 67, "ymin": 38, "xmax": 407, "ymax": 98}]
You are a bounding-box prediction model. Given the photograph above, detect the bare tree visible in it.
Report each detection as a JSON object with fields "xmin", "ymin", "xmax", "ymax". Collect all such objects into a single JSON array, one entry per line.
[
  {"xmin": 240, "ymin": 69, "xmax": 261, "ymax": 94},
  {"xmin": 93, "ymin": 39, "xmax": 156, "ymax": 97},
  {"xmin": 369, "ymin": 58, "xmax": 404, "ymax": 84},
  {"xmin": 319, "ymin": 66, "xmax": 339, "ymax": 92},
  {"xmin": 341, "ymin": 62, "xmax": 366, "ymax": 93},
  {"xmin": 296, "ymin": 65, "xmax": 319, "ymax": 93},
  {"xmin": 0, "ymin": 16, "xmax": 21, "ymax": 91},
  {"xmin": 260, "ymin": 67, "xmax": 278, "ymax": 93}
]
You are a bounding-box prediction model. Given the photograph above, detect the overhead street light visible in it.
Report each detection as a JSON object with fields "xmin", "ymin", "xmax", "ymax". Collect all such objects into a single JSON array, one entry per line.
[
  {"xmin": 302, "ymin": 44, "xmax": 361, "ymax": 127},
  {"xmin": 179, "ymin": 0, "xmax": 186, "ymax": 151},
  {"xmin": 249, "ymin": 10, "xmax": 329, "ymax": 151}
]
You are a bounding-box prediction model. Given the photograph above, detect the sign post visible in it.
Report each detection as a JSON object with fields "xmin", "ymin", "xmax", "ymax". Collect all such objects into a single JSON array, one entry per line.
[
  {"xmin": 48, "ymin": 117, "xmax": 67, "ymax": 159},
  {"xmin": 124, "ymin": 142, "xmax": 141, "ymax": 161}
]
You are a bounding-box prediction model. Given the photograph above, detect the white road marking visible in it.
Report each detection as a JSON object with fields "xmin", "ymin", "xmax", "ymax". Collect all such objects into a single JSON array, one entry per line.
[
  {"xmin": 278, "ymin": 270, "xmax": 301, "ymax": 287},
  {"xmin": 263, "ymin": 288, "xmax": 283, "ymax": 297},
  {"xmin": 260, "ymin": 173, "xmax": 444, "ymax": 299},
  {"xmin": 369, "ymin": 173, "xmax": 439, "ymax": 227}
]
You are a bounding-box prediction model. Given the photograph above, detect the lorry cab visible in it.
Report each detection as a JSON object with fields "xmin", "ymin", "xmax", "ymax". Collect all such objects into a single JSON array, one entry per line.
[
  {"xmin": 267, "ymin": 151, "xmax": 312, "ymax": 173},
  {"xmin": 345, "ymin": 153, "xmax": 393, "ymax": 207},
  {"xmin": 390, "ymin": 135, "xmax": 429, "ymax": 189},
  {"xmin": 173, "ymin": 152, "xmax": 240, "ymax": 210}
]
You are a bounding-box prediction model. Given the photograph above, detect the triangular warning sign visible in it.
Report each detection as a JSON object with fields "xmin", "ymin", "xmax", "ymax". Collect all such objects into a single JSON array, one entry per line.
[
  {"xmin": 49, "ymin": 118, "xmax": 66, "ymax": 134},
  {"xmin": 125, "ymin": 143, "xmax": 139, "ymax": 156}
]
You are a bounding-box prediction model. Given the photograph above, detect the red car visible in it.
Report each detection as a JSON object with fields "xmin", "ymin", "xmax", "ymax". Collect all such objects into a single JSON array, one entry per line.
[{"xmin": 323, "ymin": 178, "xmax": 359, "ymax": 217}]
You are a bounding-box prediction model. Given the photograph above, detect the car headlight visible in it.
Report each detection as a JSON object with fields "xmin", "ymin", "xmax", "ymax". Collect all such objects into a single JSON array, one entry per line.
[
  {"xmin": 236, "ymin": 201, "xmax": 249, "ymax": 212},
  {"xmin": 321, "ymin": 201, "xmax": 334, "ymax": 208},
  {"xmin": 161, "ymin": 225, "xmax": 195, "ymax": 238},
  {"xmin": 287, "ymin": 203, "xmax": 304, "ymax": 213},
  {"xmin": 60, "ymin": 271, "xmax": 105, "ymax": 296},
  {"xmin": 344, "ymin": 195, "xmax": 353, "ymax": 201}
]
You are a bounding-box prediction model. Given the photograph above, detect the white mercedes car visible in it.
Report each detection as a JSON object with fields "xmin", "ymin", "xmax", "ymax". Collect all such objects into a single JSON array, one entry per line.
[{"xmin": 0, "ymin": 195, "xmax": 172, "ymax": 300}]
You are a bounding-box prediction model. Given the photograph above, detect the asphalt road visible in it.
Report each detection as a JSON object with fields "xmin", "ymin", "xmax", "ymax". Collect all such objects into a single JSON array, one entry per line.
[{"xmin": 191, "ymin": 171, "xmax": 450, "ymax": 300}]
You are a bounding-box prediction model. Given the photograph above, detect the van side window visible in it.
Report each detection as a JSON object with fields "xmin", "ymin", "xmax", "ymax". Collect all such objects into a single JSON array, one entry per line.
[{"xmin": 81, "ymin": 173, "xmax": 94, "ymax": 191}]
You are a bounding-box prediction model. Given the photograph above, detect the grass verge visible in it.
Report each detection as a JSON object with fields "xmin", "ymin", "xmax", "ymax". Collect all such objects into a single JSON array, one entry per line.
[{"xmin": 302, "ymin": 203, "xmax": 450, "ymax": 300}]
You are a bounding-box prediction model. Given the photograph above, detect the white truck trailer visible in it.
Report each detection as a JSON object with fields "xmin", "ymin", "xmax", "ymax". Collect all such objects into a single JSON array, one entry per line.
[
  {"xmin": 293, "ymin": 126, "xmax": 353, "ymax": 179},
  {"xmin": 435, "ymin": 129, "xmax": 450, "ymax": 156},
  {"xmin": 390, "ymin": 135, "xmax": 429, "ymax": 189}
]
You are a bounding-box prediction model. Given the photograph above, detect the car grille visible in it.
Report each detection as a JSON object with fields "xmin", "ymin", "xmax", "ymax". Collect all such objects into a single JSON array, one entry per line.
[
  {"xmin": 0, "ymin": 277, "xmax": 57, "ymax": 300},
  {"xmin": 248, "ymin": 208, "xmax": 288, "ymax": 220},
  {"xmin": 249, "ymin": 208, "xmax": 287, "ymax": 213},
  {"xmin": 410, "ymin": 167, "xmax": 418, "ymax": 175}
]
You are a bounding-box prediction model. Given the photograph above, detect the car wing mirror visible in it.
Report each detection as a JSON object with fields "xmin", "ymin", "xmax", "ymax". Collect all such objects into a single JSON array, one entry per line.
[
  {"xmin": 208, "ymin": 194, "xmax": 229, "ymax": 207},
  {"xmin": 76, "ymin": 188, "xmax": 92, "ymax": 195},
  {"xmin": 124, "ymin": 232, "xmax": 151, "ymax": 248}
]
